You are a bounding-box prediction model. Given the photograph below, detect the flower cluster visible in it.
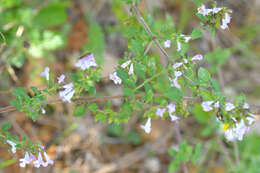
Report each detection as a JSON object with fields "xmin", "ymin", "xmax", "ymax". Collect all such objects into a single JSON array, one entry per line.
[
  {"xmin": 75, "ymin": 53, "xmax": 97, "ymax": 70},
  {"xmin": 201, "ymin": 100, "xmax": 256, "ymax": 141},
  {"xmin": 140, "ymin": 103, "xmax": 179, "ymax": 134},
  {"xmin": 109, "ymin": 59, "xmax": 134, "ymax": 85},
  {"xmin": 197, "ymin": 4, "xmax": 232, "ymax": 30},
  {"xmin": 6, "ymin": 140, "xmax": 54, "ymax": 168},
  {"xmin": 164, "ymin": 34, "xmax": 191, "ymax": 52},
  {"xmin": 59, "ymin": 83, "xmax": 75, "ymax": 103},
  {"xmin": 223, "ymin": 116, "xmax": 256, "ymax": 141}
]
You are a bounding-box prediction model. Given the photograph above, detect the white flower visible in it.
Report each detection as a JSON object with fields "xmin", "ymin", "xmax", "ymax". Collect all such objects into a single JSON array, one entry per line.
[
  {"xmin": 177, "ymin": 41, "xmax": 181, "ymax": 52},
  {"xmin": 19, "ymin": 152, "xmax": 31, "ymax": 168},
  {"xmin": 201, "ymin": 101, "xmax": 214, "ymax": 112},
  {"xmin": 121, "ymin": 60, "xmax": 131, "ymax": 68},
  {"xmin": 43, "ymin": 152, "xmax": 54, "ymax": 166},
  {"xmin": 75, "ymin": 53, "xmax": 97, "ymax": 70},
  {"xmin": 212, "ymin": 7, "xmax": 222, "ymax": 14},
  {"xmin": 59, "ymin": 83, "xmax": 75, "ymax": 103},
  {"xmin": 140, "ymin": 118, "xmax": 152, "ymax": 134},
  {"xmin": 191, "ymin": 54, "xmax": 203, "ymax": 62},
  {"xmin": 225, "ymin": 102, "xmax": 235, "ymax": 111},
  {"xmin": 223, "ymin": 118, "xmax": 252, "ymax": 141},
  {"xmin": 172, "ymin": 62, "xmax": 183, "ymax": 69},
  {"xmin": 164, "ymin": 40, "xmax": 171, "ymax": 48},
  {"xmin": 156, "ymin": 108, "xmax": 166, "ymax": 118},
  {"xmin": 57, "ymin": 74, "xmax": 65, "ymax": 84},
  {"xmin": 128, "ymin": 63, "xmax": 134, "ymax": 75},
  {"xmin": 174, "ymin": 71, "xmax": 182, "ymax": 78},
  {"xmin": 41, "ymin": 108, "xmax": 46, "ymax": 114},
  {"xmin": 221, "ymin": 13, "xmax": 231, "ymax": 30},
  {"xmin": 197, "ymin": 4, "xmax": 211, "ymax": 16},
  {"xmin": 109, "ymin": 72, "xmax": 122, "ymax": 85},
  {"xmin": 169, "ymin": 114, "xmax": 179, "ymax": 122},
  {"xmin": 34, "ymin": 152, "xmax": 45, "ymax": 168},
  {"xmin": 243, "ymin": 103, "xmax": 250, "ymax": 109},
  {"xmin": 224, "ymin": 128, "xmax": 236, "ymax": 141},
  {"xmin": 40, "ymin": 67, "xmax": 50, "ymax": 81},
  {"xmin": 180, "ymin": 34, "xmax": 191, "ymax": 43},
  {"xmin": 6, "ymin": 140, "xmax": 16, "ymax": 153},
  {"xmin": 166, "ymin": 103, "xmax": 176, "ymax": 115},
  {"xmin": 169, "ymin": 78, "xmax": 181, "ymax": 89},
  {"xmin": 214, "ymin": 101, "xmax": 220, "ymax": 108}
]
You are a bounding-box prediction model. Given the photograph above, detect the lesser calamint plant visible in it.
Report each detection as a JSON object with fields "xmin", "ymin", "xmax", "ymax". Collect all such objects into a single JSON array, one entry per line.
[{"xmin": 0, "ymin": 0, "xmax": 257, "ymax": 170}]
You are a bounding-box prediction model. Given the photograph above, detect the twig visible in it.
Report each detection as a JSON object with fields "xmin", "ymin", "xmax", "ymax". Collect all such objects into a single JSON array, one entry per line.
[
  {"xmin": 0, "ymin": 94, "xmax": 196, "ymax": 114},
  {"xmin": 131, "ymin": 5, "xmax": 170, "ymax": 62}
]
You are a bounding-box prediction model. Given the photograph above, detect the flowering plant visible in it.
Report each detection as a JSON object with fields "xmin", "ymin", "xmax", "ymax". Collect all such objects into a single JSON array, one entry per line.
[{"xmin": 0, "ymin": 0, "xmax": 258, "ymax": 172}]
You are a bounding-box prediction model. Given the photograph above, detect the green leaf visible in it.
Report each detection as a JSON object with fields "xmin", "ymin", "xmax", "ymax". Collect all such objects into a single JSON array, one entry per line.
[
  {"xmin": 35, "ymin": 2, "xmax": 68, "ymax": 27},
  {"xmin": 10, "ymin": 100, "xmax": 22, "ymax": 111},
  {"xmin": 88, "ymin": 103, "xmax": 98, "ymax": 113},
  {"xmin": 12, "ymin": 87, "xmax": 27, "ymax": 98},
  {"xmin": 129, "ymin": 39, "xmax": 144, "ymax": 56},
  {"xmin": 169, "ymin": 160, "xmax": 180, "ymax": 173},
  {"xmin": 1, "ymin": 121, "xmax": 11, "ymax": 132},
  {"xmin": 83, "ymin": 18, "xmax": 105, "ymax": 63},
  {"xmin": 198, "ymin": 67, "xmax": 211, "ymax": 88},
  {"xmin": 95, "ymin": 112, "xmax": 106, "ymax": 123},
  {"xmin": 191, "ymin": 28, "xmax": 202, "ymax": 39},
  {"xmin": 74, "ymin": 105, "xmax": 86, "ymax": 117},
  {"xmin": 135, "ymin": 63, "xmax": 146, "ymax": 80},
  {"xmin": 107, "ymin": 124, "xmax": 123, "ymax": 137},
  {"xmin": 123, "ymin": 88, "xmax": 135, "ymax": 98},
  {"xmin": 193, "ymin": 104, "xmax": 211, "ymax": 124},
  {"xmin": 164, "ymin": 87, "xmax": 183, "ymax": 103}
]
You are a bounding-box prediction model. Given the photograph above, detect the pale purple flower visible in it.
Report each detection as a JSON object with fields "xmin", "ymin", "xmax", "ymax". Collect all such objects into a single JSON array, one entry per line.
[
  {"xmin": 43, "ymin": 152, "xmax": 54, "ymax": 166},
  {"xmin": 177, "ymin": 41, "xmax": 181, "ymax": 52},
  {"xmin": 201, "ymin": 101, "xmax": 214, "ymax": 112},
  {"xmin": 224, "ymin": 119, "xmax": 252, "ymax": 141},
  {"xmin": 128, "ymin": 63, "xmax": 134, "ymax": 75},
  {"xmin": 34, "ymin": 152, "xmax": 45, "ymax": 168},
  {"xmin": 197, "ymin": 4, "xmax": 211, "ymax": 16},
  {"xmin": 59, "ymin": 83, "xmax": 75, "ymax": 103},
  {"xmin": 212, "ymin": 7, "xmax": 222, "ymax": 14},
  {"xmin": 121, "ymin": 60, "xmax": 131, "ymax": 68},
  {"xmin": 164, "ymin": 40, "xmax": 171, "ymax": 48},
  {"xmin": 140, "ymin": 118, "xmax": 152, "ymax": 134},
  {"xmin": 166, "ymin": 103, "xmax": 176, "ymax": 115},
  {"xmin": 57, "ymin": 74, "xmax": 65, "ymax": 84},
  {"xmin": 109, "ymin": 72, "xmax": 122, "ymax": 85},
  {"xmin": 169, "ymin": 114, "xmax": 179, "ymax": 122},
  {"xmin": 243, "ymin": 103, "xmax": 250, "ymax": 109},
  {"xmin": 19, "ymin": 152, "xmax": 31, "ymax": 168},
  {"xmin": 214, "ymin": 101, "xmax": 220, "ymax": 108},
  {"xmin": 6, "ymin": 140, "xmax": 16, "ymax": 153},
  {"xmin": 172, "ymin": 62, "xmax": 183, "ymax": 69},
  {"xmin": 174, "ymin": 71, "xmax": 182, "ymax": 78},
  {"xmin": 75, "ymin": 53, "xmax": 97, "ymax": 70},
  {"xmin": 183, "ymin": 59, "xmax": 188, "ymax": 63},
  {"xmin": 40, "ymin": 67, "xmax": 50, "ymax": 81},
  {"xmin": 225, "ymin": 102, "xmax": 235, "ymax": 111},
  {"xmin": 156, "ymin": 108, "xmax": 166, "ymax": 118},
  {"xmin": 169, "ymin": 78, "xmax": 181, "ymax": 89},
  {"xmin": 191, "ymin": 54, "xmax": 203, "ymax": 62},
  {"xmin": 221, "ymin": 13, "xmax": 231, "ymax": 30}
]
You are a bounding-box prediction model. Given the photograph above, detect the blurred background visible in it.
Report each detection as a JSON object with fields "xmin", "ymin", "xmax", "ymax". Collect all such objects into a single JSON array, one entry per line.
[{"xmin": 0, "ymin": 0, "xmax": 260, "ymax": 172}]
